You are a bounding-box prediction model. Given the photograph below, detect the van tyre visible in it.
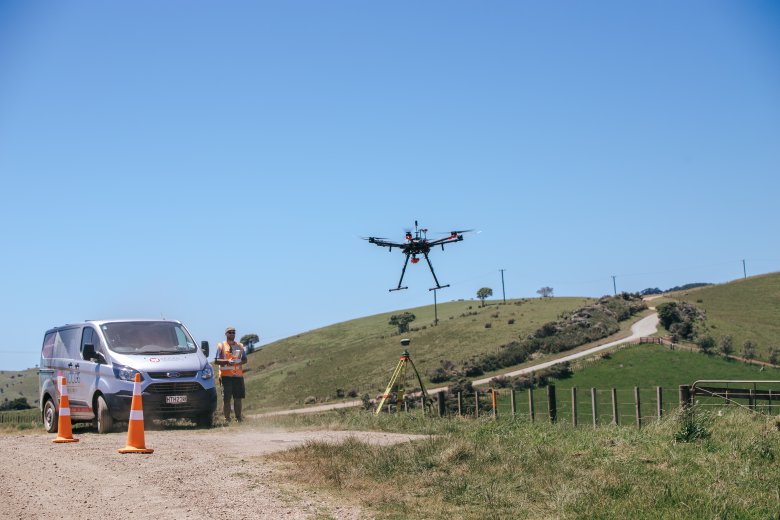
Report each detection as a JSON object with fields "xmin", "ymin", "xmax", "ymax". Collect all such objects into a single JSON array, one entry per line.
[
  {"xmin": 43, "ymin": 397, "xmax": 58, "ymax": 433},
  {"xmin": 195, "ymin": 412, "xmax": 213, "ymax": 428},
  {"xmin": 95, "ymin": 395, "xmax": 113, "ymax": 434}
]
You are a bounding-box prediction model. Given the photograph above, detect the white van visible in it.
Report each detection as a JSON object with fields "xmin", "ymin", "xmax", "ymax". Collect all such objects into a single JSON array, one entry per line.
[{"xmin": 38, "ymin": 319, "xmax": 217, "ymax": 433}]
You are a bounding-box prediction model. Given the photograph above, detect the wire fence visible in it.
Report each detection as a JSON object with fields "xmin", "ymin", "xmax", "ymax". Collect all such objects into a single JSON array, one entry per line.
[
  {"xmin": 413, "ymin": 381, "xmax": 780, "ymax": 426},
  {"xmin": 0, "ymin": 408, "xmax": 41, "ymax": 425}
]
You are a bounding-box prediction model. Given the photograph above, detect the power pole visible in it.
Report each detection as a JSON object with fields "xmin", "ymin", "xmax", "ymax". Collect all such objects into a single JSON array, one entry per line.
[
  {"xmin": 433, "ymin": 288, "xmax": 439, "ymax": 326},
  {"xmin": 499, "ymin": 269, "xmax": 506, "ymax": 303},
  {"xmin": 612, "ymin": 275, "xmax": 617, "ymax": 296},
  {"xmin": 742, "ymin": 259, "xmax": 747, "ymax": 279}
]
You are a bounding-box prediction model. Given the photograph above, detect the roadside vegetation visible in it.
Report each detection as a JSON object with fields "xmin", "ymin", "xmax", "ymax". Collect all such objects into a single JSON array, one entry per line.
[{"xmin": 269, "ymin": 407, "xmax": 780, "ymax": 519}]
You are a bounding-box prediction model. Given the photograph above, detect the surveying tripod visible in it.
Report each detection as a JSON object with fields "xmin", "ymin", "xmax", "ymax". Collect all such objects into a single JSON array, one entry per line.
[{"xmin": 375, "ymin": 348, "xmax": 430, "ymax": 415}]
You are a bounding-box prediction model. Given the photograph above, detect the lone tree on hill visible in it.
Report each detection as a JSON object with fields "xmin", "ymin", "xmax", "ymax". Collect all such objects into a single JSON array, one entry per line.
[
  {"xmin": 240, "ymin": 333, "xmax": 260, "ymax": 354},
  {"xmin": 476, "ymin": 287, "xmax": 493, "ymax": 307},
  {"xmin": 389, "ymin": 312, "xmax": 416, "ymax": 334},
  {"xmin": 537, "ymin": 286, "xmax": 554, "ymax": 298}
]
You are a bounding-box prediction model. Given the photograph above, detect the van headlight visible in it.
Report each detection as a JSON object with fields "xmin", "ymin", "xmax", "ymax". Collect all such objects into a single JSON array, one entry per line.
[
  {"xmin": 200, "ymin": 364, "xmax": 213, "ymax": 380},
  {"xmin": 113, "ymin": 364, "xmax": 142, "ymax": 381}
]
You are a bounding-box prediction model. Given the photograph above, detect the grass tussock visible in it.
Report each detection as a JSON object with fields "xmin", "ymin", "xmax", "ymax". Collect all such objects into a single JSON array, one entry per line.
[{"xmin": 271, "ymin": 408, "xmax": 780, "ymax": 519}]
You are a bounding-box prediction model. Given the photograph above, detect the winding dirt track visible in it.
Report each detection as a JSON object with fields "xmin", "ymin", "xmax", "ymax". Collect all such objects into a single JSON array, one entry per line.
[{"xmin": 0, "ymin": 426, "xmax": 425, "ymax": 520}]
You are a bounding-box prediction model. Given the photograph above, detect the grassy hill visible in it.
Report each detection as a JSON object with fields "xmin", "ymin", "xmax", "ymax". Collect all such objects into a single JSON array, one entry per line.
[
  {"xmin": 244, "ymin": 297, "xmax": 591, "ymax": 412},
  {"xmin": 666, "ymin": 271, "xmax": 780, "ymax": 360},
  {"xmin": 0, "ymin": 368, "xmax": 39, "ymax": 409}
]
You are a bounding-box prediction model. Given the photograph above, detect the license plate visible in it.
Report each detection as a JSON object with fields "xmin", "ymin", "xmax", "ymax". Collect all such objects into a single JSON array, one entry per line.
[{"xmin": 166, "ymin": 395, "xmax": 187, "ymax": 404}]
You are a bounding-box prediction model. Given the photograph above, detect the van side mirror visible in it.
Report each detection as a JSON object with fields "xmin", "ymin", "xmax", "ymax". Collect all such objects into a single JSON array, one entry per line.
[{"xmin": 201, "ymin": 341, "xmax": 209, "ymax": 357}]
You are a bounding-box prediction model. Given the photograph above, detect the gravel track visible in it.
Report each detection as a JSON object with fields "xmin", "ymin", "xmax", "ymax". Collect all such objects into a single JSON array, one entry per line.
[{"xmin": 0, "ymin": 425, "xmax": 426, "ymax": 520}]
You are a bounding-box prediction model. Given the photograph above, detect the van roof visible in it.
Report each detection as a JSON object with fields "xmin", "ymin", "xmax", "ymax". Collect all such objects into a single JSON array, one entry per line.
[{"xmin": 45, "ymin": 319, "xmax": 183, "ymax": 334}]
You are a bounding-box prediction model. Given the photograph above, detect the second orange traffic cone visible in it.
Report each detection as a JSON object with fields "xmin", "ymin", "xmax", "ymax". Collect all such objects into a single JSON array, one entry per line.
[
  {"xmin": 52, "ymin": 376, "xmax": 78, "ymax": 443},
  {"xmin": 118, "ymin": 373, "xmax": 153, "ymax": 454}
]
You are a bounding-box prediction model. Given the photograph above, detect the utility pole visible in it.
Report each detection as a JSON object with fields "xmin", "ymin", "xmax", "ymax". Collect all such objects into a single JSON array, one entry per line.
[
  {"xmin": 742, "ymin": 259, "xmax": 747, "ymax": 279},
  {"xmin": 612, "ymin": 275, "xmax": 617, "ymax": 296},
  {"xmin": 433, "ymin": 288, "xmax": 439, "ymax": 326},
  {"xmin": 499, "ymin": 269, "xmax": 506, "ymax": 303}
]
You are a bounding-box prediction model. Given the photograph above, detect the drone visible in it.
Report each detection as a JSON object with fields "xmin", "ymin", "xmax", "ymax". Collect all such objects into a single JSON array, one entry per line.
[{"xmin": 363, "ymin": 220, "xmax": 471, "ymax": 292}]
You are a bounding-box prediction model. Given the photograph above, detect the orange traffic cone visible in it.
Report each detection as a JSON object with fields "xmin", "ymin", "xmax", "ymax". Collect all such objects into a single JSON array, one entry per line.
[
  {"xmin": 52, "ymin": 376, "xmax": 78, "ymax": 443},
  {"xmin": 118, "ymin": 373, "xmax": 153, "ymax": 454}
]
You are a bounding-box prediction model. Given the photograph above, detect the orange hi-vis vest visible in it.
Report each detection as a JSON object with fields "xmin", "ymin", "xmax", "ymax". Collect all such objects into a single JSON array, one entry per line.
[{"xmin": 217, "ymin": 341, "xmax": 244, "ymax": 378}]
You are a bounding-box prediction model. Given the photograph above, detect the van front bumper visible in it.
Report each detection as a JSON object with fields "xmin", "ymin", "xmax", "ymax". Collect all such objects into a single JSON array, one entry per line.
[{"xmin": 105, "ymin": 383, "xmax": 217, "ymax": 420}]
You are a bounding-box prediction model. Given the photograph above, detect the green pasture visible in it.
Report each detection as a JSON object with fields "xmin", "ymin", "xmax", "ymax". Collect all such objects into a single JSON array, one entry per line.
[
  {"xmin": 481, "ymin": 343, "xmax": 780, "ymax": 425},
  {"xmin": 667, "ymin": 271, "xmax": 780, "ymax": 360},
  {"xmin": 243, "ymin": 297, "xmax": 591, "ymax": 412}
]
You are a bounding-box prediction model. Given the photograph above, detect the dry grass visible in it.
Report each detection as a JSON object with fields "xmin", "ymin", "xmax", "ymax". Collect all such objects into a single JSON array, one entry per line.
[{"xmin": 270, "ymin": 408, "xmax": 780, "ymax": 519}]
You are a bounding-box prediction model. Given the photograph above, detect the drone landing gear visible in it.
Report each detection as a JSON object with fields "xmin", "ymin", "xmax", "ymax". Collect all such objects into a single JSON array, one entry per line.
[
  {"xmin": 389, "ymin": 253, "xmax": 412, "ymax": 292},
  {"xmin": 375, "ymin": 349, "xmax": 430, "ymax": 415},
  {"xmin": 389, "ymin": 252, "xmax": 451, "ymax": 292}
]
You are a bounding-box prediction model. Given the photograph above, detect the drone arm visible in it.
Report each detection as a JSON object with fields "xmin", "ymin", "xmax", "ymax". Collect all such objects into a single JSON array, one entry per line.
[{"xmin": 427, "ymin": 235, "xmax": 463, "ymax": 248}]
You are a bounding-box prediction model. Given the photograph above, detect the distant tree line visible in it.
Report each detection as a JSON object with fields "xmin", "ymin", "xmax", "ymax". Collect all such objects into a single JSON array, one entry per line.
[{"xmin": 640, "ymin": 283, "xmax": 713, "ymax": 295}]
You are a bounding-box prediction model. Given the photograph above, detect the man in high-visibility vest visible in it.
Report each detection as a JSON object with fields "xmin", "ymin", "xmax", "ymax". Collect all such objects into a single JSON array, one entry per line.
[{"xmin": 214, "ymin": 326, "xmax": 247, "ymax": 422}]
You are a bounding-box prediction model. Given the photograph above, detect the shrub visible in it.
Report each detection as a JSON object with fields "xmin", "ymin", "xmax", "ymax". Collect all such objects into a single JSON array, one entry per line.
[
  {"xmin": 508, "ymin": 319, "xmax": 515, "ymax": 325},
  {"xmin": 304, "ymin": 396, "xmax": 317, "ymax": 405},
  {"xmin": 697, "ymin": 335, "xmax": 715, "ymax": 354},
  {"xmin": 347, "ymin": 388, "xmax": 359, "ymax": 398},
  {"xmin": 484, "ymin": 323, "xmax": 492, "ymax": 329},
  {"xmin": 489, "ymin": 375, "xmax": 512, "ymax": 388},
  {"xmin": 719, "ymin": 335, "xmax": 734, "ymax": 357}
]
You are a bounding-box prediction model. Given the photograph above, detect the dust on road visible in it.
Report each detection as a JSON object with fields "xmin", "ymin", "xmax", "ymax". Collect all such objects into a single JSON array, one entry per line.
[{"xmin": 0, "ymin": 425, "xmax": 426, "ymax": 520}]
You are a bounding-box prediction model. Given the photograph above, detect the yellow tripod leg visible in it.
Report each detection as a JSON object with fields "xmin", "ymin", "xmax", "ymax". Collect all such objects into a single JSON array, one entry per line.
[{"xmin": 375, "ymin": 358, "xmax": 405, "ymax": 415}]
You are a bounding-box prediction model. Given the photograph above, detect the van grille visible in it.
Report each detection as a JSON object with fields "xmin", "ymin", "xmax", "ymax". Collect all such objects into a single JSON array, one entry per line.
[
  {"xmin": 145, "ymin": 382, "xmax": 203, "ymax": 394},
  {"xmin": 148, "ymin": 371, "xmax": 197, "ymax": 379}
]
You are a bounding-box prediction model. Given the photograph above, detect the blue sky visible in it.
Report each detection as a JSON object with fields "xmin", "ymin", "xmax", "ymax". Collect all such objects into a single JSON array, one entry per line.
[{"xmin": 1, "ymin": 1, "xmax": 778, "ymax": 371}]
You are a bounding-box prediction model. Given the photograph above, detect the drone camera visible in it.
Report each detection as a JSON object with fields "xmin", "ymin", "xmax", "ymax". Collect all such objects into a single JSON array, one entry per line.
[{"xmin": 400, "ymin": 338, "xmax": 410, "ymax": 346}]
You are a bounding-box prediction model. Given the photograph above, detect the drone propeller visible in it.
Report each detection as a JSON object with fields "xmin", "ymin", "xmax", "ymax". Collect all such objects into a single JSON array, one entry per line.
[{"xmin": 361, "ymin": 236, "xmax": 388, "ymax": 241}]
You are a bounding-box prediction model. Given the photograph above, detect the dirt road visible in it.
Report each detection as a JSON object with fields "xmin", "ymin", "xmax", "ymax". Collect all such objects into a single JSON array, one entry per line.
[{"xmin": 0, "ymin": 425, "xmax": 426, "ymax": 520}]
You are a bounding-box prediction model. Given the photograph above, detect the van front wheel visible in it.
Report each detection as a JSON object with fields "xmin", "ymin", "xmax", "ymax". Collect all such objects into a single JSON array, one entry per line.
[
  {"xmin": 43, "ymin": 398, "xmax": 58, "ymax": 433},
  {"xmin": 95, "ymin": 395, "xmax": 113, "ymax": 434}
]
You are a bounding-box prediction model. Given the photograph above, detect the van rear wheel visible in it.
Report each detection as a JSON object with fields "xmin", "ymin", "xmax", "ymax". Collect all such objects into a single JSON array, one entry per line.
[
  {"xmin": 43, "ymin": 398, "xmax": 58, "ymax": 433},
  {"xmin": 96, "ymin": 395, "xmax": 113, "ymax": 434}
]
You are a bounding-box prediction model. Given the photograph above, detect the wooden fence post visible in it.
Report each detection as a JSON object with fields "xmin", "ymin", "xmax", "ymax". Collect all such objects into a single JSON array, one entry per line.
[
  {"xmin": 591, "ymin": 388, "xmax": 597, "ymax": 427},
  {"xmin": 457, "ymin": 391, "xmax": 462, "ymax": 416},
  {"xmin": 547, "ymin": 385, "xmax": 557, "ymax": 423},
  {"xmin": 634, "ymin": 387, "xmax": 641, "ymax": 428},
  {"xmin": 679, "ymin": 385, "xmax": 692, "ymax": 411},
  {"xmin": 475, "ymin": 390, "xmax": 480, "ymax": 419},
  {"xmin": 510, "ymin": 389, "xmax": 516, "ymax": 418},
  {"xmin": 656, "ymin": 387, "xmax": 663, "ymax": 420},
  {"xmin": 438, "ymin": 391, "xmax": 446, "ymax": 417},
  {"xmin": 571, "ymin": 387, "xmax": 578, "ymax": 427},
  {"xmin": 749, "ymin": 388, "xmax": 756, "ymax": 411},
  {"xmin": 528, "ymin": 387, "xmax": 535, "ymax": 423},
  {"xmin": 492, "ymin": 389, "xmax": 498, "ymax": 420},
  {"xmin": 611, "ymin": 388, "xmax": 619, "ymax": 425},
  {"xmin": 421, "ymin": 395, "xmax": 426, "ymax": 416}
]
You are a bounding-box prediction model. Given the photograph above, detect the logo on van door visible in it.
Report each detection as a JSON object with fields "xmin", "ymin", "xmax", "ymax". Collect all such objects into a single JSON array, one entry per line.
[{"xmin": 166, "ymin": 372, "xmax": 181, "ymax": 378}]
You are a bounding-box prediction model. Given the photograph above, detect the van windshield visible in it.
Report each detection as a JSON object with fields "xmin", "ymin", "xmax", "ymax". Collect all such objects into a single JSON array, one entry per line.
[{"xmin": 100, "ymin": 321, "xmax": 197, "ymax": 355}]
